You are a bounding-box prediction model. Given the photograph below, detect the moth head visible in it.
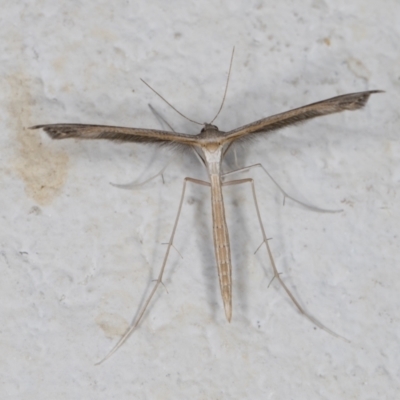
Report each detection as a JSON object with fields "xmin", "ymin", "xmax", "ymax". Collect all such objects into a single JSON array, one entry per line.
[{"xmin": 201, "ymin": 123, "xmax": 219, "ymax": 133}]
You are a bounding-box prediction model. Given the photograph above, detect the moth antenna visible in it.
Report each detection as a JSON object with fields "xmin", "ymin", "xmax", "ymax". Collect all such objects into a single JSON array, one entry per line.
[
  {"xmin": 210, "ymin": 46, "xmax": 235, "ymax": 124},
  {"xmin": 140, "ymin": 78, "xmax": 202, "ymax": 125}
]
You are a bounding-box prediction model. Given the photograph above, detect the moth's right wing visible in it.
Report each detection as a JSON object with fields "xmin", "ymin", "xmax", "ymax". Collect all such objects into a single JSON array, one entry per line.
[
  {"xmin": 223, "ymin": 90, "xmax": 383, "ymax": 142},
  {"xmin": 31, "ymin": 124, "xmax": 197, "ymax": 146}
]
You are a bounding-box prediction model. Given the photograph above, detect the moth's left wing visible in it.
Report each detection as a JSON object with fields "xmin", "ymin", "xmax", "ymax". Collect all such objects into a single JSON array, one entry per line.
[
  {"xmin": 31, "ymin": 124, "xmax": 197, "ymax": 146},
  {"xmin": 223, "ymin": 90, "xmax": 382, "ymax": 142}
]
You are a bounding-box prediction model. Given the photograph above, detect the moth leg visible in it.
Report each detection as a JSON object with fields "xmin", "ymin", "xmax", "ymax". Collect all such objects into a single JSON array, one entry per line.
[
  {"xmin": 111, "ymin": 101, "xmax": 177, "ymax": 190},
  {"xmin": 96, "ymin": 177, "xmax": 211, "ymax": 364},
  {"xmin": 110, "ymin": 162, "xmax": 170, "ymax": 190},
  {"xmin": 222, "ymin": 163, "xmax": 342, "ymax": 213},
  {"xmin": 223, "ymin": 177, "xmax": 349, "ymax": 341},
  {"xmin": 148, "ymin": 103, "xmax": 176, "ymax": 133}
]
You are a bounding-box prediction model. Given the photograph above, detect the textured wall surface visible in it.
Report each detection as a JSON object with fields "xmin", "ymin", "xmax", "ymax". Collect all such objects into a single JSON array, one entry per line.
[{"xmin": 1, "ymin": 1, "xmax": 399, "ymax": 399}]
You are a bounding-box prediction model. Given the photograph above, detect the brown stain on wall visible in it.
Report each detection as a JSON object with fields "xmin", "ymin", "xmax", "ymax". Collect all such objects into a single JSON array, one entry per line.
[{"xmin": 8, "ymin": 72, "xmax": 69, "ymax": 205}]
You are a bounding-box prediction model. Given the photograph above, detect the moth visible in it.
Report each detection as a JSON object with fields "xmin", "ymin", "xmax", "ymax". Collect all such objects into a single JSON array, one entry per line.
[{"xmin": 31, "ymin": 54, "xmax": 381, "ymax": 362}]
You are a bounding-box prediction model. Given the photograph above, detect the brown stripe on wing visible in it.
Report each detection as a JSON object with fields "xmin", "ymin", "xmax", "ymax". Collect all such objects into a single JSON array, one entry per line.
[
  {"xmin": 223, "ymin": 90, "xmax": 383, "ymax": 142},
  {"xmin": 30, "ymin": 124, "xmax": 198, "ymax": 146}
]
